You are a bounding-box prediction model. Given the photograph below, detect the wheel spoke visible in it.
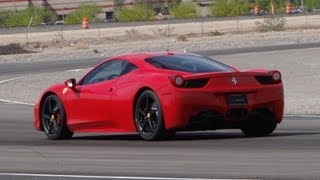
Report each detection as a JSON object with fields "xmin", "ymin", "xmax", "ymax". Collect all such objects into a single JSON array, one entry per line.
[
  {"xmin": 51, "ymin": 119, "xmax": 58, "ymax": 128},
  {"xmin": 42, "ymin": 113, "xmax": 51, "ymax": 120},
  {"xmin": 138, "ymin": 108, "xmax": 145, "ymax": 116},
  {"xmin": 48, "ymin": 121, "xmax": 53, "ymax": 133},
  {"xmin": 145, "ymin": 95, "xmax": 149, "ymax": 110},
  {"xmin": 150, "ymin": 109, "xmax": 158, "ymax": 116},
  {"xmin": 53, "ymin": 124, "xmax": 59, "ymax": 132},
  {"xmin": 49, "ymin": 119, "xmax": 59, "ymax": 134},
  {"xmin": 147, "ymin": 119, "xmax": 154, "ymax": 129},
  {"xmin": 141, "ymin": 120, "xmax": 148, "ymax": 130},
  {"xmin": 52, "ymin": 104, "xmax": 59, "ymax": 113},
  {"xmin": 48, "ymin": 99, "xmax": 53, "ymax": 112}
]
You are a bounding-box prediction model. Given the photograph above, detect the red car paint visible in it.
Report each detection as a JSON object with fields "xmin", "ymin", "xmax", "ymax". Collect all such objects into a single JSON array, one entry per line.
[{"xmin": 34, "ymin": 52, "xmax": 284, "ymax": 133}]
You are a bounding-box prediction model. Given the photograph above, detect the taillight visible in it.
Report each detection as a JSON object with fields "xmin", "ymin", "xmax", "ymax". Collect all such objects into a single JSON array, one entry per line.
[
  {"xmin": 169, "ymin": 75, "xmax": 208, "ymax": 88},
  {"xmin": 254, "ymin": 70, "xmax": 282, "ymax": 85},
  {"xmin": 271, "ymin": 70, "xmax": 281, "ymax": 82},
  {"xmin": 169, "ymin": 75, "xmax": 185, "ymax": 87}
]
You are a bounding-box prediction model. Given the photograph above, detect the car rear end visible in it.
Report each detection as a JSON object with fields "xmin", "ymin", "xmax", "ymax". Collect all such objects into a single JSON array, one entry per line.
[
  {"xmin": 168, "ymin": 71, "xmax": 283, "ymax": 131},
  {"xmin": 144, "ymin": 53, "xmax": 284, "ymax": 132}
]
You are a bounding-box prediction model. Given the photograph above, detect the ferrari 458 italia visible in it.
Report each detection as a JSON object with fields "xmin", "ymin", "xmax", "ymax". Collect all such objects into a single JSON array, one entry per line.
[{"xmin": 34, "ymin": 52, "xmax": 284, "ymax": 140}]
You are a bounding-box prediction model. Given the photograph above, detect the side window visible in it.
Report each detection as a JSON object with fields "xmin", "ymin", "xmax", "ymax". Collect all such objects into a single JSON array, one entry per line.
[
  {"xmin": 80, "ymin": 60, "xmax": 137, "ymax": 85},
  {"xmin": 120, "ymin": 62, "xmax": 138, "ymax": 76}
]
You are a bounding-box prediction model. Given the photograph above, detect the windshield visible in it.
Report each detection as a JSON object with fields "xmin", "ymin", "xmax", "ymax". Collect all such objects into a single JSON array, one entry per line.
[{"xmin": 145, "ymin": 54, "xmax": 234, "ymax": 73}]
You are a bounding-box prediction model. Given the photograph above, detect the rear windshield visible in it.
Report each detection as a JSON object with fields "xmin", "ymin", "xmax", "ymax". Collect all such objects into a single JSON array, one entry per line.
[{"xmin": 145, "ymin": 55, "xmax": 234, "ymax": 73}]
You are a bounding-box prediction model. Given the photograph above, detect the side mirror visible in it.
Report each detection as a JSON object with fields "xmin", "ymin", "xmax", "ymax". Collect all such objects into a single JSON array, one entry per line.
[{"xmin": 65, "ymin": 78, "xmax": 76, "ymax": 89}]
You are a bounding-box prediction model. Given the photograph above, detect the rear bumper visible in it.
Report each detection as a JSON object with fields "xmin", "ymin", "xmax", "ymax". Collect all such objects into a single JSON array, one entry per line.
[{"xmin": 162, "ymin": 84, "xmax": 284, "ymax": 130}]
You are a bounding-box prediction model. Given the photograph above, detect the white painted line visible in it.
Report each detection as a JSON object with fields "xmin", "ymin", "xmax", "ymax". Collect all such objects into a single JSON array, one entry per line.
[
  {"xmin": 284, "ymin": 114, "xmax": 320, "ymax": 118},
  {"xmin": 0, "ymin": 75, "xmax": 39, "ymax": 105},
  {"xmin": 0, "ymin": 98, "xmax": 34, "ymax": 106},
  {"xmin": 0, "ymin": 67, "xmax": 88, "ymax": 105},
  {"xmin": 0, "ymin": 76, "xmax": 28, "ymax": 84},
  {"xmin": 0, "ymin": 173, "xmax": 249, "ymax": 180},
  {"xmin": 67, "ymin": 69, "xmax": 85, "ymax": 72}
]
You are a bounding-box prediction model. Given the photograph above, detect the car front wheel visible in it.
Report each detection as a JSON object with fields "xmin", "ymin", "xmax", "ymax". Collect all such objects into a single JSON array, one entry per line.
[{"xmin": 41, "ymin": 94, "xmax": 73, "ymax": 140}]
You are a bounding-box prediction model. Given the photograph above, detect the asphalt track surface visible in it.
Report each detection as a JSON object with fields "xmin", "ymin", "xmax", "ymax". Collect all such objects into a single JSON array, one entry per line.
[{"xmin": 1, "ymin": 45, "xmax": 320, "ymax": 180}]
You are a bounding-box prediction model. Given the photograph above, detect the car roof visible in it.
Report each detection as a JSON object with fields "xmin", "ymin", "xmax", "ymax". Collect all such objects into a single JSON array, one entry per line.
[{"xmin": 106, "ymin": 52, "xmax": 198, "ymax": 68}]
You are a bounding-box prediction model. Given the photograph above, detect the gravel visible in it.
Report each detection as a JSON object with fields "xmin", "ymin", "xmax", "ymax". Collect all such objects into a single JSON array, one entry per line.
[{"xmin": 0, "ymin": 29, "xmax": 319, "ymax": 64}]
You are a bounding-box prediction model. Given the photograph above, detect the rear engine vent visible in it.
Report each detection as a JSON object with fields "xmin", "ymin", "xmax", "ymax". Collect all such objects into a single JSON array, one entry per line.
[
  {"xmin": 255, "ymin": 76, "xmax": 279, "ymax": 85},
  {"xmin": 183, "ymin": 78, "xmax": 209, "ymax": 88}
]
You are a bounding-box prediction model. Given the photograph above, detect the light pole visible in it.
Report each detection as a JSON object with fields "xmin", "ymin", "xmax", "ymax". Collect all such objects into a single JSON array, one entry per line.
[
  {"xmin": 270, "ymin": 0, "xmax": 275, "ymax": 16},
  {"xmin": 301, "ymin": 0, "xmax": 304, "ymax": 10},
  {"xmin": 60, "ymin": 0, "xmax": 64, "ymax": 22}
]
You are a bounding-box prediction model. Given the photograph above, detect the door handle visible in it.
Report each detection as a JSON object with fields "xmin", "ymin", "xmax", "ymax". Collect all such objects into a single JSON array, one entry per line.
[{"xmin": 108, "ymin": 87, "xmax": 113, "ymax": 92}]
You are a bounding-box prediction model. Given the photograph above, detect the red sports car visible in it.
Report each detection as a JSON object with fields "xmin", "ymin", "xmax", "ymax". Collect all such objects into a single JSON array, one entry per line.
[{"xmin": 34, "ymin": 52, "xmax": 284, "ymax": 141}]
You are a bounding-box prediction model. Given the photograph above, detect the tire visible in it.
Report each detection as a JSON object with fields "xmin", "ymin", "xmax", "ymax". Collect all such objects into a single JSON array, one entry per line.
[
  {"xmin": 41, "ymin": 94, "xmax": 74, "ymax": 140},
  {"xmin": 240, "ymin": 113, "xmax": 277, "ymax": 137},
  {"xmin": 134, "ymin": 90, "xmax": 167, "ymax": 141}
]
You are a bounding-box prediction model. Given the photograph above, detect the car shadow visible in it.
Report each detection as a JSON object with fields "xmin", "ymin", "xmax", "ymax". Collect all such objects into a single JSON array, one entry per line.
[{"xmin": 71, "ymin": 131, "xmax": 320, "ymax": 141}]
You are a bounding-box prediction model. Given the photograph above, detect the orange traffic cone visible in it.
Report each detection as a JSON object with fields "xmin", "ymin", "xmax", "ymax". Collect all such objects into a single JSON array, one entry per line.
[
  {"xmin": 286, "ymin": 3, "xmax": 293, "ymax": 14},
  {"xmin": 82, "ymin": 18, "xmax": 89, "ymax": 29},
  {"xmin": 254, "ymin": 5, "xmax": 260, "ymax": 15}
]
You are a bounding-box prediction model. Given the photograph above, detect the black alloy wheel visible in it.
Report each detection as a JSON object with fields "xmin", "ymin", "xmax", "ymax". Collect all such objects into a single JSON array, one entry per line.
[
  {"xmin": 41, "ymin": 94, "xmax": 73, "ymax": 140},
  {"xmin": 135, "ymin": 90, "xmax": 166, "ymax": 141}
]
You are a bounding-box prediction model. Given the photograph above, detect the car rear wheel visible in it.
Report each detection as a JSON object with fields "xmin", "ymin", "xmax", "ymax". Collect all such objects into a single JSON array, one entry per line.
[
  {"xmin": 135, "ymin": 90, "xmax": 168, "ymax": 141},
  {"xmin": 240, "ymin": 113, "xmax": 277, "ymax": 137},
  {"xmin": 41, "ymin": 94, "xmax": 73, "ymax": 140}
]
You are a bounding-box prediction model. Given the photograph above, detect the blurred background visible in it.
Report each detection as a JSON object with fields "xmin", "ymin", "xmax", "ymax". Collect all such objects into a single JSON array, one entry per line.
[
  {"xmin": 0, "ymin": 0, "xmax": 319, "ymax": 32},
  {"xmin": 0, "ymin": 0, "xmax": 320, "ymax": 55}
]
